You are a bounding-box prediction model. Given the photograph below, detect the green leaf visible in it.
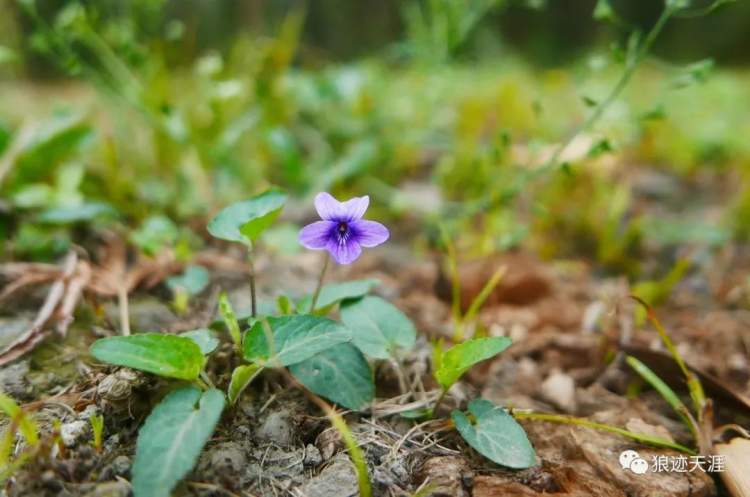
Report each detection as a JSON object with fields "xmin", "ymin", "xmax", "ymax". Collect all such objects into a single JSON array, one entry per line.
[
  {"xmin": 625, "ymin": 356, "xmax": 693, "ymax": 430},
  {"xmin": 276, "ymin": 295, "xmax": 295, "ymax": 315},
  {"xmin": 227, "ymin": 364, "xmax": 262, "ymax": 404},
  {"xmin": 452, "ymin": 399, "xmax": 536, "ymax": 469},
  {"xmin": 593, "ymin": 0, "xmax": 620, "ymax": 23},
  {"xmin": 131, "ymin": 215, "xmax": 179, "ymax": 256},
  {"xmin": 38, "ymin": 202, "xmax": 116, "ymax": 224},
  {"xmin": 132, "ymin": 386, "xmax": 225, "ymax": 497},
  {"xmin": 340, "ymin": 296, "xmax": 416, "ymax": 359},
  {"xmin": 218, "ymin": 292, "xmax": 242, "ymax": 347},
  {"xmin": 90, "ymin": 334, "xmax": 205, "ymax": 380},
  {"xmin": 0, "ymin": 392, "xmax": 38, "ymax": 446},
  {"xmin": 207, "ymin": 189, "xmax": 286, "ymax": 244},
  {"xmin": 434, "ymin": 337, "xmax": 512, "ymax": 390},
  {"xmin": 297, "ymin": 279, "xmax": 379, "ymax": 313},
  {"xmin": 243, "ymin": 315, "xmax": 351, "ymax": 366},
  {"xmin": 179, "ymin": 329, "xmax": 219, "ymax": 355},
  {"xmin": 166, "ymin": 265, "xmax": 210, "ymax": 297},
  {"xmin": 290, "ymin": 343, "xmax": 374, "ymax": 411}
]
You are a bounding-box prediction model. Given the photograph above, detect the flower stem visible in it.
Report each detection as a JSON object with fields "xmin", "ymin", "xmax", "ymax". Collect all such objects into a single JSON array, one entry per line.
[
  {"xmin": 309, "ymin": 254, "xmax": 330, "ymax": 313},
  {"xmin": 512, "ymin": 410, "xmax": 695, "ymax": 454},
  {"xmin": 247, "ymin": 246, "xmax": 257, "ymax": 318}
]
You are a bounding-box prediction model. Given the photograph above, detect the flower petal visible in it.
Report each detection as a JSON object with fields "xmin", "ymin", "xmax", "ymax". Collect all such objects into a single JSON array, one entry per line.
[
  {"xmin": 326, "ymin": 239, "xmax": 362, "ymax": 265},
  {"xmin": 339, "ymin": 195, "xmax": 369, "ymax": 221},
  {"xmin": 351, "ymin": 220, "xmax": 389, "ymax": 248},
  {"xmin": 314, "ymin": 192, "xmax": 343, "ymax": 221},
  {"xmin": 299, "ymin": 221, "xmax": 335, "ymax": 249}
]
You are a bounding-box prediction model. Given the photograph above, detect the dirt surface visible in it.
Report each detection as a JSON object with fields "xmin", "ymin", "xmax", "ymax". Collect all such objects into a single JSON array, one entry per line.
[{"xmin": 2, "ymin": 238, "xmax": 749, "ymax": 497}]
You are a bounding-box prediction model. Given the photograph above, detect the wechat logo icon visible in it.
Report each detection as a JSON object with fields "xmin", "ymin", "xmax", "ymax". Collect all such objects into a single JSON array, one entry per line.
[{"xmin": 620, "ymin": 450, "xmax": 649, "ymax": 475}]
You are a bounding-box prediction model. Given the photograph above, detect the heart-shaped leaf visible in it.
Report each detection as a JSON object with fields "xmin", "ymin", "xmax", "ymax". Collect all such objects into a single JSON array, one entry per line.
[
  {"xmin": 434, "ymin": 337, "xmax": 512, "ymax": 390},
  {"xmin": 207, "ymin": 189, "xmax": 286, "ymax": 244},
  {"xmin": 243, "ymin": 315, "xmax": 351, "ymax": 366},
  {"xmin": 132, "ymin": 386, "xmax": 225, "ymax": 497},
  {"xmin": 290, "ymin": 343, "xmax": 374, "ymax": 410},
  {"xmin": 297, "ymin": 279, "xmax": 379, "ymax": 313},
  {"xmin": 452, "ymin": 399, "xmax": 536, "ymax": 469},
  {"xmin": 227, "ymin": 364, "xmax": 262, "ymax": 404},
  {"xmin": 90, "ymin": 334, "xmax": 205, "ymax": 380},
  {"xmin": 179, "ymin": 329, "xmax": 219, "ymax": 355},
  {"xmin": 340, "ymin": 296, "xmax": 416, "ymax": 359}
]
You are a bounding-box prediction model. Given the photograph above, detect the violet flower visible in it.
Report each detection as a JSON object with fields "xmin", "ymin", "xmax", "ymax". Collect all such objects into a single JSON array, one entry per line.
[{"xmin": 299, "ymin": 192, "xmax": 389, "ymax": 264}]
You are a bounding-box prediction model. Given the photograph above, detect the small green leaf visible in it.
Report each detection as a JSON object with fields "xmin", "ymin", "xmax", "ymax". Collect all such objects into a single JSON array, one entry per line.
[
  {"xmin": 340, "ymin": 296, "xmax": 416, "ymax": 359},
  {"xmin": 434, "ymin": 337, "xmax": 512, "ymax": 390},
  {"xmin": 228, "ymin": 364, "xmax": 262, "ymax": 404},
  {"xmin": 132, "ymin": 387, "xmax": 225, "ymax": 497},
  {"xmin": 207, "ymin": 189, "xmax": 286, "ymax": 244},
  {"xmin": 297, "ymin": 279, "xmax": 379, "ymax": 313},
  {"xmin": 290, "ymin": 343, "xmax": 374, "ymax": 411},
  {"xmin": 130, "ymin": 215, "xmax": 179, "ymax": 256},
  {"xmin": 452, "ymin": 399, "xmax": 536, "ymax": 469},
  {"xmin": 593, "ymin": 0, "xmax": 620, "ymax": 23},
  {"xmin": 276, "ymin": 295, "xmax": 295, "ymax": 315},
  {"xmin": 243, "ymin": 315, "xmax": 351, "ymax": 366},
  {"xmin": 179, "ymin": 329, "xmax": 219, "ymax": 355},
  {"xmin": 90, "ymin": 334, "xmax": 205, "ymax": 380},
  {"xmin": 166, "ymin": 265, "xmax": 210, "ymax": 296},
  {"xmin": 218, "ymin": 292, "xmax": 242, "ymax": 347},
  {"xmin": 0, "ymin": 392, "xmax": 38, "ymax": 446}
]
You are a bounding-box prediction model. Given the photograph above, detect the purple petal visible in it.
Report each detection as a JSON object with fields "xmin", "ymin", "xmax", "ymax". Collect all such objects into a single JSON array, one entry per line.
[
  {"xmin": 299, "ymin": 221, "xmax": 335, "ymax": 249},
  {"xmin": 339, "ymin": 195, "xmax": 369, "ymax": 221},
  {"xmin": 326, "ymin": 239, "xmax": 362, "ymax": 265},
  {"xmin": 314, "ymin": 192, "xmax": 343, "ymax": 221},
  {"xmin": 351, "ymin": 220, "xmax": 389, "ymax": 247}
]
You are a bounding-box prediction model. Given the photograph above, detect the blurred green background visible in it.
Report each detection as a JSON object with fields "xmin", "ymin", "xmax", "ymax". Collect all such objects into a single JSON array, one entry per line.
[{"xmin": 0, "ymin": 0, "xmax": 748, "ymax": 283}]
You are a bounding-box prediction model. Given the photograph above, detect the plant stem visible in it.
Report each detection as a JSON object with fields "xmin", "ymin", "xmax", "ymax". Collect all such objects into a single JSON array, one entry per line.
[
  {"xmin": 117, "ymin": 284, "xmax": 130, "ymax": 336},
  {"xmin": 537, "ymin": 5, "xmax": 675, "ymax": 176},
  {"xmin": 279, "ymin": 369, "xmax": 371, "ymax": 497},
  {"xmin": 431, "ymin": 388, "xmax": 449, "ymax": 418},
  {"xmin": 512, "ymin": 410, "xmax": 695, "ymax": 454},
  {"xmin": 309, "ymin": 254, "xmax": 330, "ymax": 313},
  {"xmin": 200, "ymin": 371, "xmax": 215, "ymax": 389},
  {"xmin": 247, "ymin": 246, "xmax": 257, "ymax": 318}
]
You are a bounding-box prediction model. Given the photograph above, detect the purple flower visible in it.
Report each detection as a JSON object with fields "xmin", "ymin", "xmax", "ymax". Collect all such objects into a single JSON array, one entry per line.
[{"xmin": 299, "ymin": 192, "xmax": 389, "ymax": 264}]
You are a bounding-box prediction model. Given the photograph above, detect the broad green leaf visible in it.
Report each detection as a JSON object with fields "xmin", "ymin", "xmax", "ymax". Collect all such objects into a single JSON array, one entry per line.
[
  {"xmin": 132, "ymin": 387, "xmax": 225, "ymax": 497},
  {"xmin": 227, "ymin": 364, "xmax": 262, "ymax": 404},
  {"xmin": 0, "ymin": 392, "xmax": 38, "ymax": 446},
  {"xmin": 434, "ymin": 337, "xmax": 512, "ymax": 390},
  {"xmin": 452, "ymin": 399, "xmax": 536, "ymax": 469},
  {"xmin": 166, "ymin": 265, "xmax": 210, "ymax": 296},
  {"xmin": 290, "ymin": 343, "xmax": 374, "ymax": 411},
  {"xmin": 218, "ymin": 292, "xmax": 241, "ymax": 347},
  {"xmin": 207, "ymin": 189, "xmax": 286, "ymax": 243},
  {"xmin": 340, "ymin": 296, "xmax": 416, "ymax": 359},
  {"xmin": 179, "ymin": 329, "xmax": 219, "ymax": 355},
  {"xmin": 297, "ymin": 279, "xmax": 379, "ymax": 313},
  {"xmin": 243, "ymin": 315, "xmax": 351, "ymax": 366},
  {"xmin": 90, "ymin": 334, "xmax": 205, "ymax": 380}
]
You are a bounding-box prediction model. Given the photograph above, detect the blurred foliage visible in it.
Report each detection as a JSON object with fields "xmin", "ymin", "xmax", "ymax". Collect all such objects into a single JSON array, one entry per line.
[{"xmin": 0, "ymin": 0, "xmax": 746, "ymax": 291}]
